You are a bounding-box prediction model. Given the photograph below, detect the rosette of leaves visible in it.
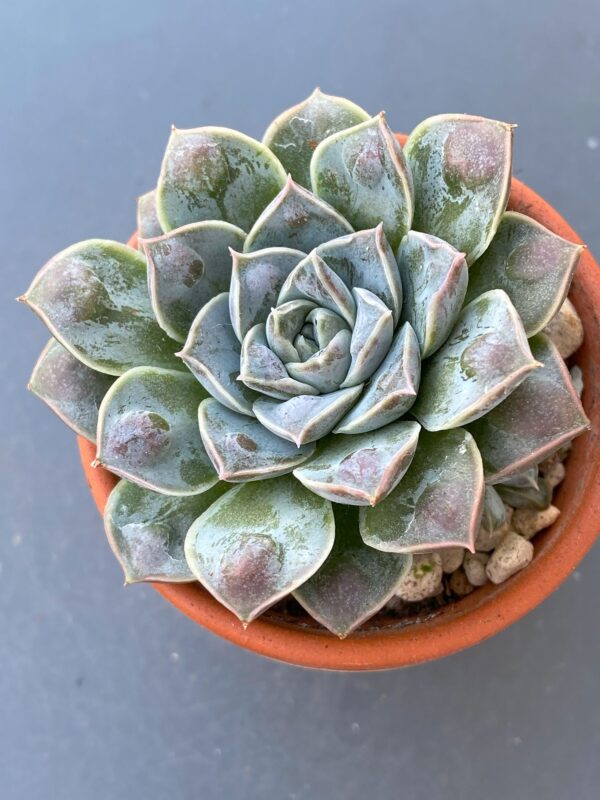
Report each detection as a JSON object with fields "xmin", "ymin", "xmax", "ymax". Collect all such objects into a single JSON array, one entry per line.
[{"xmin": 22, "ymin": 89, "xmax": 589, "ymax": 638}]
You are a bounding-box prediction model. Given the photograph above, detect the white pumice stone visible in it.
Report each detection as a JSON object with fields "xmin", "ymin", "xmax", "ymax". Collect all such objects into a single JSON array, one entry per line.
[
  {"xmin": 463, "ymin": 552, "xmax": 490, "ymax": 586},
  {"xmin": 511, "ymin": 505, "xmax": 561, "ymax": 540},
  {"xmin": 543, "ymin": 298, "xmax": 584, "ymax": 359},
  {"xmin": 396, "ymin": 553, "xmax": 443, "ymax": 602},
  {"xmin": 486, "ymin": 532, "xmax": 534, "ymax": 584},
  {"xmin": 475, "ymin": 520, "xmax": 510, "ymax": 552},
  {"xmin": 448, "ymin": 568, "xmax": 474, "ymax": 597},
  {"xmin": 542, "ymin": 461, "xmax": 566, "ymax": 489},
  {"xmin": 439, "ymin": 547, "xmax": 465, "ymax": 574}
]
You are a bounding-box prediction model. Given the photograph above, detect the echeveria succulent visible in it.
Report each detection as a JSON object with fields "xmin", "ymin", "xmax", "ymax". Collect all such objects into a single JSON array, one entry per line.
[{"xmin": 22, "ymin": 90, "xmax": 589, "ymax": 638}]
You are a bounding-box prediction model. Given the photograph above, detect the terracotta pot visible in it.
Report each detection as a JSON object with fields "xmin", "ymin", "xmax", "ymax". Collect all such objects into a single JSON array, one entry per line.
[{"xmin": 78, "ymin": 137, "xmax": 600, "ymax": 670}]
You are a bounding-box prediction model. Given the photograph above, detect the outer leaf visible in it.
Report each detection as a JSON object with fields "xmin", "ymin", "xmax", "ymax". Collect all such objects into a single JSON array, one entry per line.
[
  {"xmin": 253, "ymin": 385, "xmax": 363, "ymax": 446},
  {"xmin": 360, "ymin": 429, "xmax": 484, "ymax": 553},
  {"xmin": 96, "ymin": 367, "xmax": 217, "ymax": 495},
  {"xmin": 278, "ymin": 251, "xmax": 356, "ymax": 326},
  {"xmin": 286, "ymin": 330, "xmax": 352, "ymax": 393},
  {"xmin": 184, "ymin": 476, "xmax": 335, "ymax": 623},
  {"xmin": 311, "ymin": 113, "xmax": 413, "ymax": 250},
  {"xmin": 229, "ymin": 247, "xmax": 305, "ymax": 341},
  {"xmin": 137, "ymin": 190, "xmax": 163, "ymax": 241},
  {"xmin": 198, "ymin": 398, "xmax": 315, "ymax": 481},
  {"xmin": 293, "ymin": 504, "xmax": 412, "ymax": 638},
  {"xmin": 143, "ymin": 221, "xmax": 246, "ymax": 342},
  {"xmin": 29, "ymin": 338, "xmax": 114, "ymax": 442},
  {"xmin": 465, "ymin": 211, "xmax": 583, "ymax": 336},
  {"xmin": 341, "ymin": 288, "xmax": 394, "ymax": 388},
  {"xmin": 156, "ymin": 126, "xmax": 286, "ymax": 232},
  {"xmin": 334, "ymin": 323, "xmax": 421, "ymax": 434},
  {"xmin": 293, "ymin": 421, "xmax": 420, "ymax": 506},
  {"xmin": 413, "ymin": 290, "xmax": 540, "ymax": 431},
  {"xmin": 178, "ymin": 293, "xmax": 257, "ymax": 416},
  {"xmin": 21, "ymin": 240, "xmax": 182, "ymax": 375},
  {"xmin": 397, "ymin": 231, "xmax": 468, "ymax": 357},
  {"xmin": 467, "ymin": 334, "xmax": 590, "ymax": 482},
  {"xmin": 243, "ymin": 176, "xmax": 353, "ymax": 253},
  {"xmin": 104, "ymin": 479, "xmax": 228, "ymax": 584},
  {"xmin": 404, "ymin": 114, "xmax": 513, "ymax": 263},
  {"xmin": 262, "ymin": 88, "xmax": 370, "ymax": 188}
]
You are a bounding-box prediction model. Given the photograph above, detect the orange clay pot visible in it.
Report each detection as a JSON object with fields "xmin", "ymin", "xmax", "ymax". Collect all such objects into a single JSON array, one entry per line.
[{"xmin": 78, "ymin": 135, "xmax": 600, "ymax": 670}]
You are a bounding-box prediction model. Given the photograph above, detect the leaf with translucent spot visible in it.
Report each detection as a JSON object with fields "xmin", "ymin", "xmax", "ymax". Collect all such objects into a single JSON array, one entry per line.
[
  {"xmin": 156, "ymin": 126, "xmax": 286, "ymax": 232},
  {"xmin": 286, "ymin": 330, "xmax": 352, "ymax": 393},
  {"xmin": 96, "ymin": 367, "xmax": 217, "ymax": 495},
  {"xmin": 341, "ymin": 288, "xmax": 393, "ymax": 388},
  {"xmin": 143, "ymin": 221, "xmax": 246, "ymax": 342},
  {"xmin": 311, "ymin": 113, "xmax": 413, "ymax": 249},
  {"xmin": 137, "ymin": 190, "xmax": 163, "ymax": 241},
  {"xmin": 293, "ymin": 504, "xmax": 412, "ymax": 638},
  {"xmin": 360, "ymin": 429, "xmax": 484, "ymax": 553},
  {"xmin": 465, "ymin": 212, "xmax": 583, "ymax": 336},
  {"xmin": 199, "ymin": 398, "xmax": 315, "ymax": 482},
  {"xmin": 413, "ymin": 290, "xmax": 540, "ymax": 431},
  {"xmin": 21, "ymin": 240, "xmax": 183, "ymax": 375},
  {"xmin": 263, "ymin": 88, "xmax": 370, "ymax": 188},
  {"xmin": 397, "ymin": 231, "xmax": 468, "ymax": 357},
  {"xmin": 404, "ymin": 114, "xmax": 513, "ymax": 264},
  {"xmin": 467, "ymin": 334, "xmax": 590, "ymax": 482},
  {"xmin": 294, "ymin": 421, "xmax": 420, "ymax": 506},
  {"xmin": 278, "ymin": 251, "xmax": 356, "ymax": 326},
  {"xmin": 29, "ymin": 339, "xmax": 114, "ymax": 442},
  {"xmin": 184, "ymin": 476, "xmax": 335, "ymax": 623}
]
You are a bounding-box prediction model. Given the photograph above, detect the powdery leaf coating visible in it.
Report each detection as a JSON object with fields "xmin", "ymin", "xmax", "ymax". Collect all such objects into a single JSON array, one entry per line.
[
  {"xmin": 104, "ymin": 479, "xmax": 228, "ymax": 584},
  {"xmin": 178, "ymin": 293, "xmax": 257, "ymax": 416},
  {"xmin": 311, "ymin": 114, "xmax": 414, "ymax": 250},
  {"xmin": 156, "ymin": 126, "xmax": 286, "ymax": 232},
  {"xmin": 397, "ymin": 231, "xmax": 468, "ymax": 357},
  {"xmin": 341, "ymin": 289, "xmax": 394, "ymax": 388},
  {"xmin": 198, "ymin": 398, "xmax": 315, "ymax": 482},
  {"xmin": 359, "ymin": 429, "xmax": 484, "ymax": 553},
  {"xmin": 22, "ymin": 240, "xmax": 182, "ymax": 375},
  {"xmin": 286, "ymin": 330, "xmax": 352, "ymax": 393},
  {"xmin": 293, "ymin": 421, "xmax": 420, "ymax": 506},
  {"xmin": 335, "ymin": 323, "xmax": 421, "ymax": 434},
  {"xmin": 413, "ymin": 290, "xmax": 540, "ymax": 431},
  {"xmin": 137, "ymin": 190, "xmax": 163, "ymax": 241},
  {"xmin": 468, "ymin": 334, "xmax": 590, "ymax": 483},
  {"xmin": 29, "ymin": 339, "xmax": 114, "ymax": 442},
  {"xmin": 263, "ymin": 88, "xmax": 370, "ymax": 189},
  {"xmin": 243, "ymin": 176, "xmax": 353, "ymax": 253},
  {"xmin": 465, "ymin": 212, "xmax": 583, "ymax": 336},
  {"xmin": 229, "ymin": 247, "xmax": 305, "ymax": 341},
  {"xmin": 96, "ymin": 367, "xmax": 217, "ymax": 496},
  {"xmin": 143, "ymin": 221, "xmax": 246, "ymax": 342},
  {"xmin": 253, "ymin": 384, "xmax": 364, "ymax": 446},
  {"xmin": 293, "ymin": 504, "xmax": 412, "ymax": 637},
  {"xmin": 404, "ymin": 114, "xmax": 513, "ymax": 264},
  {"xmin": 184, "ymin": 475, "xmax": 335, "ymax": 623},
  {"xmin": 278, "ymin": 252, "xmax": 357, "ymax": 326}
]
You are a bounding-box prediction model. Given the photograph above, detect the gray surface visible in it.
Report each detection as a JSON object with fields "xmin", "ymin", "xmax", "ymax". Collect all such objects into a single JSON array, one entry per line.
[{"xmin": 2, "ymin": 1, "xmax": 599, "ymax": 798}]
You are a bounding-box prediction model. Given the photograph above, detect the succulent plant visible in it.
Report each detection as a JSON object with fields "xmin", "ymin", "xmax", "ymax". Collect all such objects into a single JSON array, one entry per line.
[{"xmin": 22, "ymin": 90, "xmax": 590, "ymax": 638}]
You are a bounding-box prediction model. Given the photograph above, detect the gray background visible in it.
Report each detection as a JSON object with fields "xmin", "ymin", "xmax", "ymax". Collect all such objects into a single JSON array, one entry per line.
[{"xmin": 2, "ymin": 1, "xmax": 599, "ymax": 798}]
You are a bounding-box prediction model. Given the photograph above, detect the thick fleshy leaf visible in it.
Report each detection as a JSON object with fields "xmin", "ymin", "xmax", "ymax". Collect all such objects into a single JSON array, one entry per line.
[
  {"xmin": 96, "ymin": 367, "xmax": 217, "ymax": 495},
  {"xmin": 413, "ymin": 290, "xmax": 540, "ymax": 431},
  {"xmin": 286, "ymin": 330, "xmax": 352, "ymax": 393},
  {"xmin": 397, "ymin": 231, "xmax": 468, "ymax": 357},
  {"xmin": 184, "ymin": 476, "xmax": 335, "ymax": 623},
  {"xmin": 278, "ymin": 251, "xmax": 356, "ymax": 326},
  {"xmin": 306, "ymin": 307, "xmax": 349, "ymax": 348},
  {"xmin": 262, "ymin": 88, "xmax": 370, "ymax": 188},
  {"xmin": 229, "ymin": 247, "xmax": 305, "ymax": 341},
  {"xmin": 341, "ymin": 288, "xmax": 394, "ymax": 388},
  {"xmin": 29, "ymin": 339, "xmax": 114, "ymax": 442},
  {"xmin": 334, "ymin": 323, "xmax": 421, "ymax": 434},
  {"xmin": 136, "ymin": 190, "xmax": 163, "ymax": 241},
  {"xmin": 178, "ymin": 293, "xmax": 257, "ymax": 416},
  {"xmin": 359, "ymin": 429, "xmax": 484, "ymax": 553},
  {"xmin": 198, "ymin": 398, "xmax": 315, "ymax": 481},
  {"xmin": 293, "ymin": 504, "xmax": 412, "ymax": 638},
  {"xmin": 21, "ymin": 240, "xmax": 182, "ymax": 375},
  {"xmin": 316, "ymin": 225, "xmax": 403, "ymax": 324},
  {"xmin": 465, "ymin": 212, "xmax": 583, "ymax": 336},
  {"xmin": 104, "ymin": 479, "xmax": 228, "ymax": 583},
  {"xmin": 243, "ymin": 176, "xmax": 353, "ymax": 253},
  {"xmin": 143, "ymin": 221, "xmax": 246, "ymax": 342},
  {"xmin": 496, "ymin": 476, "xmax": 551, "ymax": 510},
  {"xmin": 265, "ymin": 299, "xmax": 317, "ymax": 363},
  {"xmin": 294, "ymin": 421, "xmax": 420, "ymax": 506},
  {"xmin": 239, "ymin": 324, "xmax": 318, "ymax": 399},
  {"xmin": 311, "ymin": 114, "xmax": 413, "ymax": 249},
  {"xmin": 253, "ymin": 384, "xmax": 363, "ymax": 446},
  {"xmin": 468, "ymin": 334, "xmax": 590, "ymax": 482},
  {"xmin": 481, "ymin": 485, "xmax": 507, "ymax": 532},
  {"xmin": 156, "ymin": 126, "xmax": 286, "ymax": 232},
  {"xmin": 404, "ymin": 114, "xmax": 513, "ymax": 264}
]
